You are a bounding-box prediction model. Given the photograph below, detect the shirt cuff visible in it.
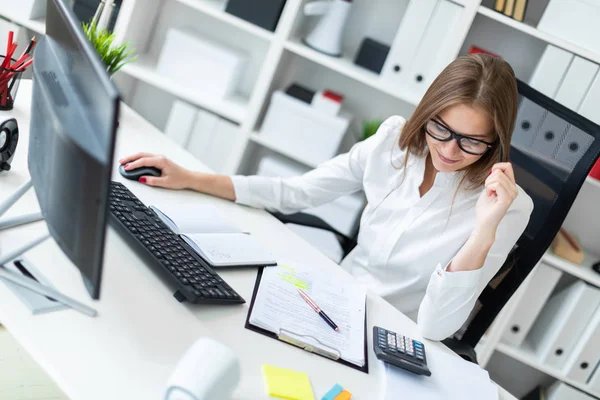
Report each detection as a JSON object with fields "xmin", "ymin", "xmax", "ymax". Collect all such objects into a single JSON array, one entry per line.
[
  {"xmin": 431, "ymin": 262, "xmax": 482, "ymax": 288},
  {"xmin": 230, "ymin": 175, "xmax": 252, "ymax": 206}
]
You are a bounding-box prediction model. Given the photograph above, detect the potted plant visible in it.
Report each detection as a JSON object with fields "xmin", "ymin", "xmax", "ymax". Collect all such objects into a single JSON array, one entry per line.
[
  {"xmin": 82, "ymin": 19, "xmax": 136, "ymax": 76},
  {"xmin": 362, "ymin": 119, "xmax": 383, "ymax": 141}
]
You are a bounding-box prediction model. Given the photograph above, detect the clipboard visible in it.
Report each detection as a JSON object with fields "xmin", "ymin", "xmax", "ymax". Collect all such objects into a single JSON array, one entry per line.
[{"xmin": 244, "ymin": 267, "xmax": 369, "ymax": 373}]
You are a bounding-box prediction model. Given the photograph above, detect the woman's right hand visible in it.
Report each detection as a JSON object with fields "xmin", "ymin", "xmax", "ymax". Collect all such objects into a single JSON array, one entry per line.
[{"xmin": 118, "ymin": 153, "xmax": 193, "ymax": 190}]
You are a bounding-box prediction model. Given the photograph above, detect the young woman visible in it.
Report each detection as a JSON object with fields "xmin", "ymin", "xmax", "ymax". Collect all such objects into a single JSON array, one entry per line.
[{"xmin": 120, "ymin": 54, "xmax": 533, "ymax": 341}]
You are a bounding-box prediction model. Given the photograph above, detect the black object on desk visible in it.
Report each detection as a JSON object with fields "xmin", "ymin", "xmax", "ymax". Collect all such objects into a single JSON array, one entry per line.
[
  {"xmin": 118, "ymin": 165, "xmax": 162, "ymax": 181},
  {"xmin": 593, "ymin": 261, "xmax": 600, "ymax": 275},
  {"xmin": 354, "ymin": 38, "xmax": 390, "ymax": 74},
  {"xmin": 373, "ymin": 326, "xmax": 431, "ymax": 376},
  {"xmin": 225, "ymin": 0, "xmax": 287, "ymax": 32},
  {"xmin": 108, "ymin": 181, "xmax": 245, "ymax": 305}
]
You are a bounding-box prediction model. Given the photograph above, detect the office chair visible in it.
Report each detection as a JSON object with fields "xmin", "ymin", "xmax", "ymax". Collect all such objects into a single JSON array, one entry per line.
[{"xmin": 271, "ymin": 79, "xmax": 600, "ymax": 363}]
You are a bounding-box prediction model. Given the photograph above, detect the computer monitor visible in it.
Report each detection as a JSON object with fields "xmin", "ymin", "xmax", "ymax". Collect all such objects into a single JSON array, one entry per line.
[{"xmin": 28, "ymin": 0, "xmax": 120, "ymax": 299}]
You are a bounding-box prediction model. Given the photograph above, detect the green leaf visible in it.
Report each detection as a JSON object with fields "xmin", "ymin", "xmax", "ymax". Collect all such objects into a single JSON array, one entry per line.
[
  {"xmin": 82, "ymin": 20, "xmax": 137, "ymax": 76},
  {"xmin": 362, "ymin": 119, "xmax": 384, "ymax": 141}
]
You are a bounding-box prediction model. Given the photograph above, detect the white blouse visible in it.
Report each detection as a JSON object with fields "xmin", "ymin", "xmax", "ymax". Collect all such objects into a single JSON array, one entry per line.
[{"xmin": 231, "ymin": 116, "xmax": 534, "ymax": 340}]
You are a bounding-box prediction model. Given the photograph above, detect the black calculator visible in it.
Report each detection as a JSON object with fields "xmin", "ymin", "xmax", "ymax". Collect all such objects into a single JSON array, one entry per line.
[{"xmin": 373, "ymin": 326, "xmax": 431, "ymax": 376}]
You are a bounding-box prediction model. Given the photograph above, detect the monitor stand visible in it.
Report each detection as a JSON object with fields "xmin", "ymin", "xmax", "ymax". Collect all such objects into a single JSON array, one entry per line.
[{"xmin": 0, "ymin": 179, "xmax": 98, "ymax": 317}]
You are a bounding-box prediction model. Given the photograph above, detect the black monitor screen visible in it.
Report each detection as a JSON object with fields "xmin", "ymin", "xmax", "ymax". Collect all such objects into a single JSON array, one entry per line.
[{"xmin": 28, "ymin": 0, "xmax": 120, "ymax": 299}]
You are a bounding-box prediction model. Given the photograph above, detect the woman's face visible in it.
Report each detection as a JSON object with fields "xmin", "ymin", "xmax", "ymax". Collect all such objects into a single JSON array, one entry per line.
[{"xmin": 425, "ymin": 103, "xmax": 495, "ymax": 173}]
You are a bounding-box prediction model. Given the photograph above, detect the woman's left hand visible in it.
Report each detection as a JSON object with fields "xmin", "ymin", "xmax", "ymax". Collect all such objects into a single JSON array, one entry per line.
[{"xmin": 475, "ymin": 162, "xmax": 519, "ymax": 233}]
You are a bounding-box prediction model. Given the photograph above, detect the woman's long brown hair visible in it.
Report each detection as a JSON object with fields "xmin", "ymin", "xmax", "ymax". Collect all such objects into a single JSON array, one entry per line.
[{"xmin": 398, "ymin": 54, "xmax": 518, "ymax": 190}]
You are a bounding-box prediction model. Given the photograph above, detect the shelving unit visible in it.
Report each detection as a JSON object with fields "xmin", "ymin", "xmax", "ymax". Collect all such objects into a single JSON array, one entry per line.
[
  {"xmin": 283, "ymin": 39, "xmax": 422, "ymax": 106},
  {"xmin": 543, "ymin": 250, "xmax": 600, "ymax": 288},
  {"xmin": 120, "ymin": 54, "xmax": 249, "ymax": 123},
  {"xmin": 0, "ymin": 11, "xmax": 45, "ymax": 34},
  {"xmin": 2, "ymin": 0, "xmax": 600, "ymax": 397},
  {"xmin": 496, "ymin": 340, "xmax": 600, "ymax": 398},
  {"xmin": 249, "ymin": 132, "xmax": 319, "ymax": 169},
  {"xmin": 174, "ymin": 0, "xmax": 274, "ymax": 41},
  {"xmin": 477, "ymin": 6, "xmax": 600, "ymax": 65}
]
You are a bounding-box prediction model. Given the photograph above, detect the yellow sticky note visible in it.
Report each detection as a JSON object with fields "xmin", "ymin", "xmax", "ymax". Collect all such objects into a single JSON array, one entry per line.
[{"xmin": 262, "ymin": 364, "xmax": 315, "ymax": 400}]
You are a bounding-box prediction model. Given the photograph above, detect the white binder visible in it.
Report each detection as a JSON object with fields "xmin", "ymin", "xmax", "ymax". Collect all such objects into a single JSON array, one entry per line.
[
  {"xmin": 405, "ymin": 0, "xmax": 463, "ymax": 96},
  {"xmin": 547, "ymin": 381, "xmax": 595, "ymax": 400},
  {"xmin": 554, "ymin": 57, "xmax": 599, "ymax": 111},
  {"xmin": 528, "ymin": 280, "xmax": 600, "ymax": 370},
  {"xmin": 186, "ymin": 110, "xmax": 221, "ymax": 169},
  {"xmin": 528, "ymin": 45, "xmax": 574, "ymax": 98},
  {"xmin": 380, "ymin": 0, "xmax": 438, "ymax": 89},
  {"xmin": 579, "ymin": 72, "xmax": 600, "ymax": 125},
  {"xmin": 194, "ymin": 117, "xmax": 243, "ymax": 174},
  {"xmin": 212, "ymin": 118, "xmax": 245, "ymax": 175},
  {"xmin": 563, "ymin": 305, "xmax": 600, "ymax": 384},
  {"xmin": 502, "ymin": 262, "xmax": 562, "ymax": 347},
  {"xmin": 164, "ymin": 100, "xmax": 198, "ymax": 147}
]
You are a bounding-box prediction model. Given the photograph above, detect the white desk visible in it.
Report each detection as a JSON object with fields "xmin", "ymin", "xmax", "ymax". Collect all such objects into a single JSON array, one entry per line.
[{"xmin": 0, "ymin": 81, "xmax": 516, "ymax": 400}]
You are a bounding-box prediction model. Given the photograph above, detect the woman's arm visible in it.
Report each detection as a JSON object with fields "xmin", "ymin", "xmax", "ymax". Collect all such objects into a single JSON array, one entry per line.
[
  {"xmin": 118, "ymin": 153, "xmax": 236, "ymax": 200},
  {"xmin": 417, "ymin": 163, "xmax": 534, "ymax": 341},
  {"xmin": 119, "ymin": 116, "xmax": 404, "ymax": 214}
]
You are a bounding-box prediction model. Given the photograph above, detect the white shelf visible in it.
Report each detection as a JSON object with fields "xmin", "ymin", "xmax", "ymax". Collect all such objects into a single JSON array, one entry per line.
[
  {"xmin": 542, "ymin": 250, "xmax": 600, "ymax": 288},
  {"xmin": 120, "ymin": 54, "xmax": 249, "ymax": 123},
  {"xmin": 496, "ymin": 341, "xmax": 600, "ymax": 398},
  {"xmin": 477, "ymin": 6, "xmax": 600, "ymax": 64},
  {"xmin": 284, "ymin": 39, "xmax": 422, "ymax": 107},
  {"xmin": 249, "ymin": 132, "xmax": 319, "ymax": 169},
  {"xmin": 0, "ymin": 12, "xmax": 45, "ymax": 34},
  {"xmin": 174, "ymin": 0, "xmax": 273, "ymax": 41}
]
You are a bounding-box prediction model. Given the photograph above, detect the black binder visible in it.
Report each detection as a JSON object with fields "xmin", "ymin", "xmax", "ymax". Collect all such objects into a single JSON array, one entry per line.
[{"xmin": 244, "ymin": 267, "xmax": 369, "ymax": 373}]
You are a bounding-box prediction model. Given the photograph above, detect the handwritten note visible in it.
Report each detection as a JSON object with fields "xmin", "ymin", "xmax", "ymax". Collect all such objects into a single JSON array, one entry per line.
[{"xmin": 249, "ymin": 262, "xmax": 366, "ymax": 367}]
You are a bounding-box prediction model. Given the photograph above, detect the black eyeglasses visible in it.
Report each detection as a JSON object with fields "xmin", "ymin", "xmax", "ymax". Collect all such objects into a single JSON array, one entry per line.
[{"xmin": 425, "ymin": 119, "xmax": 496, "ymax": 156}]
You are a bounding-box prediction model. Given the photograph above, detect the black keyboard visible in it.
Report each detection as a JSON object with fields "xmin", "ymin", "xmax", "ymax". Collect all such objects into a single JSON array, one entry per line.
[{"xmin": 108, "ymin": 181, "xmax": 245, "ymax": 305}]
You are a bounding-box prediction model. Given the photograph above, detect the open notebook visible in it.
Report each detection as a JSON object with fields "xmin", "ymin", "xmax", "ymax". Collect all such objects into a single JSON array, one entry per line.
[
  {"xmin": 150, "ymin": 204, "xmax": 277, "ymax": 268},
  {"xmin": 246, "ymin": 262, "xmax": 368, "ymax": 371}
]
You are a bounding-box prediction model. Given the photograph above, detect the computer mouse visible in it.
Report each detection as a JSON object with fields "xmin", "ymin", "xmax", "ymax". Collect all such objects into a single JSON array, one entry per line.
[{"xmin": 118, "ymin": 164, "xmax": 162, "ymax": 181}]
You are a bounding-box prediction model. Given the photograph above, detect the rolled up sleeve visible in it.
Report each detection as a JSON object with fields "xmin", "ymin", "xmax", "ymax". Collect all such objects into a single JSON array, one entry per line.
[{"xmin": 230, "ymin": 116, "xmax": 404, "ymax": 214}]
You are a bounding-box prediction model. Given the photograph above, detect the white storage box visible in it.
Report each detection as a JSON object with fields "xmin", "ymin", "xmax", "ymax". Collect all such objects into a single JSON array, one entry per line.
[
  {"xmin": 0, "ymin": 0, "xmax": 46, "ymax": 20},
  {"xmin": 259, "ymin": 91, "xmax": 352, "ymax": 166},
  {"xmin": 257, "ymin": 155, "xmax": 364, "ymax": 236},
  {"xmin": 157, "ymin": 28, "xmax": 247, "ymax": 100}
]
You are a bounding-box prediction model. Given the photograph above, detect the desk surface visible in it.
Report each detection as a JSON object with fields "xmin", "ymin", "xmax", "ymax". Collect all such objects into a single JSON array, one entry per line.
[{"xmin": 0, "ymin": 81, "xmax": 515, "ymax": 400}]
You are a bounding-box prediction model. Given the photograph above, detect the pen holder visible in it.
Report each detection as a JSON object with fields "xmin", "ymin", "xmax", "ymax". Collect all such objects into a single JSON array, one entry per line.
[{"xmin": 0, "ymin": 56, "xmax": 23, "ymax": 111}]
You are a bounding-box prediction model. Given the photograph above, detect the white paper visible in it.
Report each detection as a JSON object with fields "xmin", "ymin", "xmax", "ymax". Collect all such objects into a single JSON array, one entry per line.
[
  {"xmin": 380, "ymin": 349, "xmax": 498, "ymax": 400},
  {"xmin": 182, "ymin": 233, "xmax": 276, "ymax": 267},
  {"xmin": 249, "ymin": 263, "xmax": 366, "ymax": 366},
  {"xmin": 150, "ymin": 204, "xmax": 241, "ymax": 235}
]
